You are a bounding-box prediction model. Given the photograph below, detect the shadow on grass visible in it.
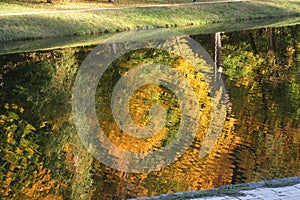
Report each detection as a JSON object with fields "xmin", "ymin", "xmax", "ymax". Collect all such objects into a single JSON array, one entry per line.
[{"xmin": 1, "ymin": 0, "xmax": 51, "ymax": 7}]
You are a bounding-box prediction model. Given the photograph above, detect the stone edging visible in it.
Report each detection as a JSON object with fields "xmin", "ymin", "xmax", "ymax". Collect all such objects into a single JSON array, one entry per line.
[{"xmin": 131, "ymin": 176, "xmax": 300, "ymax": 200}]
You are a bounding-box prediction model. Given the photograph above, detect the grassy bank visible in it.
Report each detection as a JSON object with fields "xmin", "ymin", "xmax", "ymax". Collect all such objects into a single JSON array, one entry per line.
[
  {"xmin": 1, "ymin": 16, "xmax": 299, "ymax": 55},
  {"xmin": 0, "ymin": 0, "xmax": 224, "ymax": 14},
  {"xmin": 0, "ymin": 0, "xmax": 299, "ymax": 42}
]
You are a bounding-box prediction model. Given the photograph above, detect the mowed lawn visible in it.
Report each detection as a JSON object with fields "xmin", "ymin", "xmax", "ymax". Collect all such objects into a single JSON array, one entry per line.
[
  {"xmin": 0, "ymin": 0, "xmax": 299, "ymax": 42},
  {"xmin": 0, "ymin": 0, "xmax": 228, "ymax": 14}
]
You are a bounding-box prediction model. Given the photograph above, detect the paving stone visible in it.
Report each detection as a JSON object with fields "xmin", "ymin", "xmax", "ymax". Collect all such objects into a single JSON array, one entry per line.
[
  {"xmin": 191, "ymin": 197, "xmax": 226, "ymax": 200},
  {"xmin": 288, "ymin": 198, "xmax": 300, "ymax": 200},
  {"xmin": 172, "ymin": 181, "xmax": 300, "ymax": 200},
  {"xmin": 251, "ymin": 194, "xmax": 266, "ymax": 199},
  {"xmin": 284, "ymin": 193, "xmax": 300, "ymax": 198},
  {"xmin": 285, "ymin": 187, "xmax": 300, "ymax": 193},
  {"xmin": 225, "ymin": 196, "xmax": 242, "ymax": 199},
  {"xmin": 294, "ymin": 183, "xmax": 300, "ymax": 189},
  {"xmin": 272, "ymin": 186, "xmax": 296, "ymax": 193},
  {"xmin": 235, "ymin": 196, "xmax": 258, "ymax": 200},
  {"xmin": 279, "ymin": 198, "xmax": 291, "ymax": 200}
]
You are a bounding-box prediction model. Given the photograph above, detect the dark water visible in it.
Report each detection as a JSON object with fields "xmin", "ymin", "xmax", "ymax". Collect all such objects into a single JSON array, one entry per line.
[{"xmin": 0, "ymin": 24, "xmax": 299, "ymax": 199}]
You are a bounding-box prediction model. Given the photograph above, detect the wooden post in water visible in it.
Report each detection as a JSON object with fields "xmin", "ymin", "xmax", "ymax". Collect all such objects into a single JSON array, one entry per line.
[{"xmin": 214, "ymin": 32, "xmax": 223, "ymax": 81}]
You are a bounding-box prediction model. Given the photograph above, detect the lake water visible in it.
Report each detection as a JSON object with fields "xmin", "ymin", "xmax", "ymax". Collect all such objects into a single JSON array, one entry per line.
[{"xmin": 0, "ymin": 23, "xmax": 299, "ymax": 199}]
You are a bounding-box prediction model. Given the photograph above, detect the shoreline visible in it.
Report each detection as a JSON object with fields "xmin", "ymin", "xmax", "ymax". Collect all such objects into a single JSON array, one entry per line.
[
  {"xmin": 1, "ymin": 16, "xmax": 299, "ymax": 55},
  {"xmin": 0, "ymin": 0, "xmax": 299, "ymax": 42},
  {"xmin": 131, "ymin": 176, "xmax": 300, "ymax": 200}
]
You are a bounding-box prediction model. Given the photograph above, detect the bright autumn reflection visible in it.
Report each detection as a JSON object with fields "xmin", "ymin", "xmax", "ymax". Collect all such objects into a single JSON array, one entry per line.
[{"xmin": 0, "ymin": 25, "xmax": 299, "ymax": 199}]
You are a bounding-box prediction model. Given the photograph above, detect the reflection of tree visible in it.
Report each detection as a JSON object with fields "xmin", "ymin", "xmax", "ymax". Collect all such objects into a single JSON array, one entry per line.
[
  {"xmin": 0, "ymin": 48, "xmax": 93, "ymax": 199},
  {"xmin": 0, "ymin": 104, "xmax": 54, "ymax": 198},
  {"xmin": 89, "ymin": 37, "xmax": 239, "ymax": 198},
  {"xmin": 221, "ymin": 25, "xmax": 300, "ymax": 182},
  {"xmin": 223, "ymin": 25, "xmax": 300, "ymax": 116},
  {"xmin": 0, "ymin": 24, "xmax": 299, "ymax": 199}
]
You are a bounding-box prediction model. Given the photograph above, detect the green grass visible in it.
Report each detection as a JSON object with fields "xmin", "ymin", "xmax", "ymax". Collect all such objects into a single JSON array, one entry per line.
[
  {"xmin": 0, "ymin": 0, "xmax": 226, "ymax": 14},
  {"xmin": 0, "ymin": 1, "xmax": 115, "ymax": 14},
  {"xmin": 1, "ymin": 16, "xmax": 299, "ymax": 56},
  {"xmin": 0, "ymin": 0, "xmax": 299, "ymax": 42}
]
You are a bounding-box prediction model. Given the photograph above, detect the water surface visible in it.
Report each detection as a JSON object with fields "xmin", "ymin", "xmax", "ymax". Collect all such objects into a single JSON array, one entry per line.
[{"xmin": 0, "ymin": 24, "xmax": 299, "ymax": 199}]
